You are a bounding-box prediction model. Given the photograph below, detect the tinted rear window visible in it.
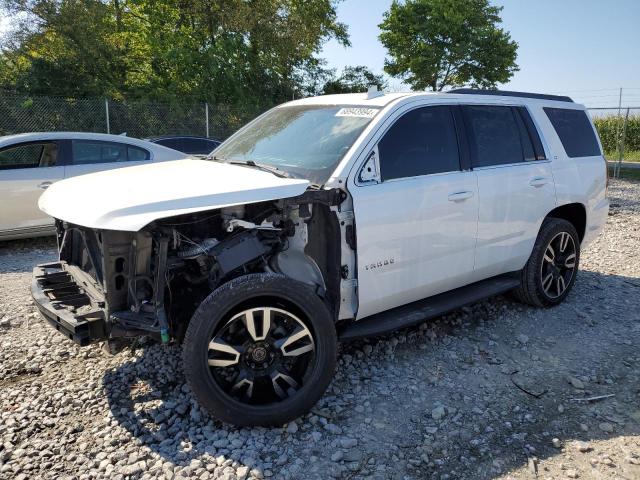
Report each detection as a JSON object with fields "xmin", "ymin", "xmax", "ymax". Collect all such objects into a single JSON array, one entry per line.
[
  {"xmin": 128, "ymin": 146, "xmax": 151, "ymax": 161},
  {"xmin": 72, "ymin": 141, "xmax": 127, "ymax": 164},
  {"xmin": 463, "ymin": 105, "xmax": 524, "ymax": 167},
  {"xmin": 156, "ymin": 138, "xmax": 182, "ymax": 150},
  {"xmin": 544, "ymin": 108, "xmax": 601, "ymax": 158},
  {"xmin": 182, "ymin": 138, "xmax": 219, "ymax": 154}
]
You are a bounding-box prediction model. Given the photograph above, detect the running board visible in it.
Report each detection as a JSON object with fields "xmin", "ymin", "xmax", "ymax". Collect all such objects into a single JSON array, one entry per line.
[{"xmin": 339, "ymin": 273, "xmax": 521, "ymax": 341}]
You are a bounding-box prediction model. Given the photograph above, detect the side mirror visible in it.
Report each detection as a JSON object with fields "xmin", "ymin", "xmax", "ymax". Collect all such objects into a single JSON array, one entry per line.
[{"xmin": 358, "ymin": 149, "xmax": 380, "ymax": 184}]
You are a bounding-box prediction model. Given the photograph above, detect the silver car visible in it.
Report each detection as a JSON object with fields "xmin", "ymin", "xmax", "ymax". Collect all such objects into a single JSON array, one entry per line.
[{"xmin": 0, "ymin": 132, "xmax": 187, "ymax": 240}]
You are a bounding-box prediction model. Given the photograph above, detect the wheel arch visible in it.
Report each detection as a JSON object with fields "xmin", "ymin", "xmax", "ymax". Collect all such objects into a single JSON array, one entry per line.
[{"xmin": 545, "ymin": 203, "xmax": 587, "ymax": 243}]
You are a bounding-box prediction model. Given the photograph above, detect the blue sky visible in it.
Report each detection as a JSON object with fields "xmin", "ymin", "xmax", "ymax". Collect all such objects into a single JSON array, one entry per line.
[{"xmin": 320, "ymin": 0, "xmax": 640, "ymax": 108}]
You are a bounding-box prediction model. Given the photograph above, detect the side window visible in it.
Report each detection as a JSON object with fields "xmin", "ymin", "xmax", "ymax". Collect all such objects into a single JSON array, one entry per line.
[
  {"xmin": 71, "ymin": 141, "xmax": 127, "ymax": 165},
  {"xmin": 181, "ymin": 138, "xmax": 202, "ymax": 154},
  {"xmin": 513, "ymin": 108, "xmax": 536, "ymax": 161},
  {"xmin": 157, "ymin": 138, "xmax": 182, "ymax": 151},
  {"xmin": 463, "ymin": 105, "xmax": 524, "ymax": 167},
  {"xmin": 127, "ymin": 146, "xmax": 151, "ymax": 161},
  {"xmin": 378, "ymin": 106, "xmax": 460, "ymax": 181},
  {"xmin": 193, "ymin": 139, "xmax": 220, "ymax": 154},
  {"xmin": 0, "ymin": 142, "xmax": 58, "ymax": 170},
  {"xmin": 517, "ymin": 107, "xmax": 546, "ymax": 160},
  {"xmin": 544, "ymin": 107, "xmax": 601, "ymax": 158}
]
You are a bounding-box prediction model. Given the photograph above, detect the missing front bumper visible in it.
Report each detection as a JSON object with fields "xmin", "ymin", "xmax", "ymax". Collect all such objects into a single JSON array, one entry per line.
[{"xmin": 32, "ymin": 262, "xmax": 107, "ymax": 346}]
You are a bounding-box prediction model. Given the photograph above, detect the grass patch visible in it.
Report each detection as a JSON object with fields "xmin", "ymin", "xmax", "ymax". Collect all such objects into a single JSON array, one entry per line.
[{"xmin": 604, "ymin": 150, "xmax": 640, "ymax": 162}]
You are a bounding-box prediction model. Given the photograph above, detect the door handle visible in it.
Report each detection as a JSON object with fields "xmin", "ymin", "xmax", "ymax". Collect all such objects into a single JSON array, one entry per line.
[
  {"xmin": 529, "ymin": 177, "xmax": 549, "ymax": 188},
  {"xmin": 448, "ymin": 191, "xmax": 474, "ymax": 202},
  {"xmin": 38, "ymin": 181, "xmax": 53, "ymax": 190}
]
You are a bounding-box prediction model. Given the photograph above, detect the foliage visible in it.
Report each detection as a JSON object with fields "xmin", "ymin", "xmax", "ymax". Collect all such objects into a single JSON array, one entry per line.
[
  {"xmin": 378, "ymin": 0, "xmax": 518, "ymax": 91},
  {"xmin": 322, "ymin": 65, "xmax": 387, "ymax": 94},
  {"xmin": 0, "ymin": 0, "xmax": 349, "ymax": 106},
  {"xmin": 593, "ymin": 115, "xmax": 640, "ymax": 157}
]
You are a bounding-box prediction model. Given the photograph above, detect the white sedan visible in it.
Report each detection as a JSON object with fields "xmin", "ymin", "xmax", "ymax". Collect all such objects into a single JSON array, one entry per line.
[{"xmin": 0, "ymin": 132, "xmax": 188, "ymax": 240}]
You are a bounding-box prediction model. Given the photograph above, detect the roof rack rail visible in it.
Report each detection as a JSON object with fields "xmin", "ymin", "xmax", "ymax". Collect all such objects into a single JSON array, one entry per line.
[{"xmin": 448, "ymin": 88, "xmax": 574, "ymax": 103}]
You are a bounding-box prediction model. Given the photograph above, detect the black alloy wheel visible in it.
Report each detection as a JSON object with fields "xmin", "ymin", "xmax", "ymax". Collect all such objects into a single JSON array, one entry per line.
[
  {"xmin": 207, "ymin": 306, "xmax": 316, "ymax": 405},
  {"xmin": 183, "ymin": 274, "xmax": 337, "ymax": 426},
  {"xmin": 513, "ymin": 218, "xmax": 581, "ymax": 307},
  {"xmin": 539, "ymin": 231, "xmax": 578, "ymax": 299}
]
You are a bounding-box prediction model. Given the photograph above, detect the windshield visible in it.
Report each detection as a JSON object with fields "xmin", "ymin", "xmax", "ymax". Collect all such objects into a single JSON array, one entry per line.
[{"xmin": 213, "ymin": 105, "xmax": 379, "ymax": 184}]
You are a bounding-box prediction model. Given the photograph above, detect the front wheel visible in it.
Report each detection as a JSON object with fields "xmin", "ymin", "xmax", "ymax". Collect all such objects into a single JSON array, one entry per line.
[
  {"xmin": 182, "ymin": 274, "xmax": 337, "ymax": 426},
  {"xmin": 513, "ymin": 218, "xmax": 580, "ymax": 307}
]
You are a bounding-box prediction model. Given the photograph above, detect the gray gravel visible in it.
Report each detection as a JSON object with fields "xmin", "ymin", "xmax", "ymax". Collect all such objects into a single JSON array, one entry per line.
[{"xmin": 1, "ymin": 179, "xmax": 639, "ymax": 480}]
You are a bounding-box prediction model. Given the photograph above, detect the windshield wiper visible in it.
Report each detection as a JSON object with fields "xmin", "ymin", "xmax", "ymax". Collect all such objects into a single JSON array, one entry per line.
[{"xmin": 229, "ymin": 160, "xmax": 294, "ymax": 179}]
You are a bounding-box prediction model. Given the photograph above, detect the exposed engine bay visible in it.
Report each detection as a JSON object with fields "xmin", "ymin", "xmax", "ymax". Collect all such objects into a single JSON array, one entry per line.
[{"xmin": 34, "ymin": 188, "xmax": 356, "ymax": 349}]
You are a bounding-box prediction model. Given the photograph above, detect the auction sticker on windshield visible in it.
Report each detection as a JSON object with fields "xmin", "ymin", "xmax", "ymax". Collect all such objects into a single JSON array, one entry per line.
[{"xmin": 335, "ymin": 107, "xmax": 380, "ymax": 118}]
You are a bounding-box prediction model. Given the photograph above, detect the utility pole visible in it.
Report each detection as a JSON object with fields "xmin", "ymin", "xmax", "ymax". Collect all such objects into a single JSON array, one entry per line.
[
  {"xmin": 105, "ymin": 99, "xmax": 110, "ymax": 134},
  {"xmin": 614, "ymin": 87, "xmax": 623, "ymax": 177},
  {"xmin": 617, "ymin": 87, "xmax": 622, "ymax": 117},
  {"xmin": 205, "ymin": 103, "xmax": 210, "ymax": 138}
]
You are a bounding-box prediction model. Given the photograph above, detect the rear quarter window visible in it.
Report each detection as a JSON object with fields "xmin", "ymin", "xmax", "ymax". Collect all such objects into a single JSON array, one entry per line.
[
  {"xmin": 128, "ymin": 146, "xmax": 151, "ymax": 161},
  {"xmin": 544, "ymin": 108, "xmax": 601, "ymax": 158}
]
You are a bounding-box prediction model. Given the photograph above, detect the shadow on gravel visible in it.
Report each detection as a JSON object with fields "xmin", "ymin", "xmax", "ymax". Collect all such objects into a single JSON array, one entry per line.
[
  {"xmin": 0, "ymin": 236, "xmax": 56, "ymax": 273},
  {"xmin": 103, "ymin": 269, "xmax": 640, "ymax": 478}
]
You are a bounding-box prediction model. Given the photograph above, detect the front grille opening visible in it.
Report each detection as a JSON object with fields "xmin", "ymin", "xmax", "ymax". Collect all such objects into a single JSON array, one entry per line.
[{"xmin": 115, "ymin": 257, "xmax": 126, "ymax": 273}]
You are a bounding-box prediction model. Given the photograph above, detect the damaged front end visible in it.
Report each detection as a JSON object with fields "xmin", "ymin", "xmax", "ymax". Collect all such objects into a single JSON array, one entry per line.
[
  {"xmin": 32, "ymin": 225, "xmax": 158, "ymax": 346},
  {"xmin": 32, "ymin": 188, "xmax": 351, "ymax": 350}
]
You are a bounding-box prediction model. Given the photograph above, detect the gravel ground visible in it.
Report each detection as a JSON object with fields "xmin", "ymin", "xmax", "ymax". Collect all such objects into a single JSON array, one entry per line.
[{"xmin": 1, "ymin": 179, "xmax": 639, "ymax": 480}]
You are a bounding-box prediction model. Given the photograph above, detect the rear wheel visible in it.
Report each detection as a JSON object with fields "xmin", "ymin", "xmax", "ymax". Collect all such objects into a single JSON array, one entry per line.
[
  {"xmin": 513, "ymin": 218, "xmax": 580, "ymax": 307},
  {"xmin": 182, "ymin": 274, "xmax": 337, "ymax": 426}
]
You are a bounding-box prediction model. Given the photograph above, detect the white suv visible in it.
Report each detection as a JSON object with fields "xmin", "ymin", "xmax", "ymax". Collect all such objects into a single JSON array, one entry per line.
[{"xmin": 31, "ymin": 90, "xmax": 609, "ymax": 426}]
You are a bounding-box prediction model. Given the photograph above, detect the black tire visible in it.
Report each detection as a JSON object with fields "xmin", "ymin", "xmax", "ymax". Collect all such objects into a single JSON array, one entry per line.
[
  {"xmin": 183, "ymin": 273, "xmax": 337, "ymax": 426},
  {"xmin": 513, "ymin": 218, "xmax": 581, "ymax": 307}
]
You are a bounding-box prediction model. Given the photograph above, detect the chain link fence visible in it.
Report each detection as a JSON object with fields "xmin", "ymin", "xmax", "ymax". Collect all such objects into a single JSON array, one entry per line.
[
  {"xmin": 0, "ymin": 90, "xmax": 270, "ymax": 141},
  {"xmin": 588, "ymin": 107, "xmax": 640, "ymax": 179}
]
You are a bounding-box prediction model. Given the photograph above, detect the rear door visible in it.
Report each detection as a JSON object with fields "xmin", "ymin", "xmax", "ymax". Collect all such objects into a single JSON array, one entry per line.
[
  {"xmin": 462, "ymin": 104, "xmax": 557, "ymax": 279},
  {"xmin": 0, "ymin": 141, "xmax": 64, "ymax": 235},
  {"xmin": 63, "ymin": 140, "xmax": 152, "ymax": 178},
  {"xmin": 542, "ymin": 107, "xmax": 608, "ymax": 246},
  {"xmin": 351, "ymin": 104, "xmax": 479, "ymax": 319}
]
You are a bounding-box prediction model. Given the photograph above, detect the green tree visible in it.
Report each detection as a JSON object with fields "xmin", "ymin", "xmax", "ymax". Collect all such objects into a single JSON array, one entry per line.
[
  {"xmin": 0, "ymin": 0, "xmax": 350, "ymax": 105},
  {"xmin": 322, "ymin": 65, "xmax": 387, "ymax": 94},
  {"xmin": 379, "ymin": 0, "xmax": 518, "ymax": 91}
]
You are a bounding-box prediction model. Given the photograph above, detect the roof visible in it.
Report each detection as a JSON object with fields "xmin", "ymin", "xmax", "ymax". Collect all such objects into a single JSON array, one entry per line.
[
  {"xmin": 0, "ymin": 131, "xmax": 162, "ymax": 149},
  {"xmin": 448, "ymin": 88, "xmax": 574, "ymax": 103},
  {"xmin": 282, "ymin": 90, "xmax": 585, "ymax": 109},
  {"xmin": 146, "ymin": 135, "xmax": 221, "ymax": 142},
  {"xmin": 284, "ymin": 92, "xmax": 414, "ymax": 107}
]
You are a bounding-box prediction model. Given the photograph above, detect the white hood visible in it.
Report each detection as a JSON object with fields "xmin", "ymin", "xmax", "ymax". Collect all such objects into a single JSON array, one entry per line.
[{"xmin": 39, "ymin": 159, "xmax": 309, "ymax": 231}]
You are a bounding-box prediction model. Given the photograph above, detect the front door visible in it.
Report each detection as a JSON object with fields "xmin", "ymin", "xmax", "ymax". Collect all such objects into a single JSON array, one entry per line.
[
  {"xmin": 351, "ymin": 105, "xmax": 479, "ymax": 319},
  {"xmin": 0, "ymin": 141, "xmax": 64, "ymax": 235}
]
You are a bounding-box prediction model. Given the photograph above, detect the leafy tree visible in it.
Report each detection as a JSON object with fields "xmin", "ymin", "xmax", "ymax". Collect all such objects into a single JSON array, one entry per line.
[
  {"xmin": 0, "ymin": 0, "xmax": 350, "ymax": 105},
  {"xmin": 294, "ymin": 58, "xmax": 336, "ymax": 98},
  {"xmin": 322, "ymin": 65, "xmax": 387, "ymax": 94},
  {"xmin": 379, "ymin": 0, "xmax": 518, "ymax": 91}
]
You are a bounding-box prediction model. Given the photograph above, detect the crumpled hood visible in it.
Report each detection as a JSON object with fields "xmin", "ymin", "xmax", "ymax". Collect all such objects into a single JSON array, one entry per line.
[{"xmin": 39, "ymin": 159, "xmax": 309, "ymax": 231}]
